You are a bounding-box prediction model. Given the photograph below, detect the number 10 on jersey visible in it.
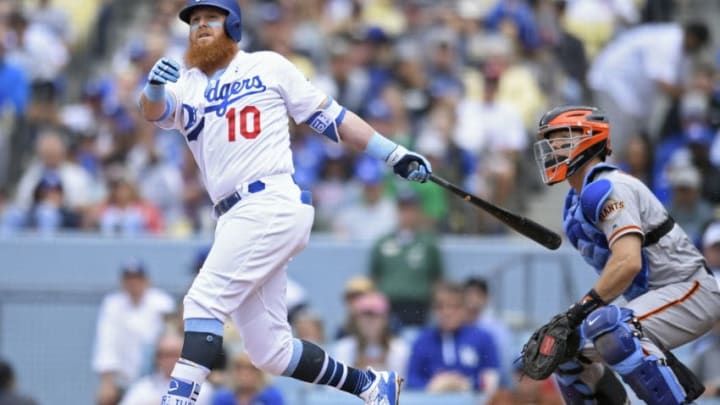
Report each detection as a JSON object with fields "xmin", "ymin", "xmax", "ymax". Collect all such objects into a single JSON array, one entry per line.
[{"xmin": 226, "ymin": 106, "xmax": 261, "ymax": 141}]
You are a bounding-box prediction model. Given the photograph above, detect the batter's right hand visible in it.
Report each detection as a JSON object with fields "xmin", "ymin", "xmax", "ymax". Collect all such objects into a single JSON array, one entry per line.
[{"xmin": 148, "ymin": 58, "xmax": 181, "ymax": 85}]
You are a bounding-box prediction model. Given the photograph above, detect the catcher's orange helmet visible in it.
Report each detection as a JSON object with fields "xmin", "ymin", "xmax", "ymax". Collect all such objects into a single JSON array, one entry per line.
[{"xmin": 534, "ymin": 106, "xmax": 611, "ymax": 185}]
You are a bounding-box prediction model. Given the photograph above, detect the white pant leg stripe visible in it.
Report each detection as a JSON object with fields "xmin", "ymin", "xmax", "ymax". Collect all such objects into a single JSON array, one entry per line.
[{"xmin": 312, "ymin": 353, "xmax": 329, "ymax": 385}]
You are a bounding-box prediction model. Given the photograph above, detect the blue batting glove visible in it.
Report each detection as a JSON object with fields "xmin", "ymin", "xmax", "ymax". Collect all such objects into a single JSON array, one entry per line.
[
  {"xmin": 148, "ymin": 58, "xmax": 181, "ymax": 85},
  {"xmin": 387, "ymin": 145, "xmax": 432, "ymax": 183}
]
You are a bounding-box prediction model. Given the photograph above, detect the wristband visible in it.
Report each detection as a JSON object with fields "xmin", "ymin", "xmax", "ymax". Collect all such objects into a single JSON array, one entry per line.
[
  {"xmin": 143, "ymin": 83, "xmax": 166, "ymax": 103},
  {"xmin": 566, "ymin": 289, "xmax": 606, "ymax": 327},
  {"xmin": 365, "ymin": 131, "xmax": 398, "ymax": 162}
]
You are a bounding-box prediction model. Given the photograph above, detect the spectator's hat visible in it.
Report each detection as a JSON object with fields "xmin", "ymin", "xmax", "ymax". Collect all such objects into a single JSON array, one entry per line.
[
  {"xmin": 121, "ymin": 259, "xmax": 147, "ymax": 278},
  {"xmin": 354, "ymin": 156, "xmax": 384, "ymax": 186},
  {"xmin": 666, "ymin": 165, "xmax": 701, "ymax": 190},
  {"xmin": 702, "ymin": 222, "xmax": 720, "ymax": 248},
  {"xmin": 343, "ymin": 276, "xmax": 375, "ymax": 301},
  {"xmin": 352, "ymin": 291, "xmax": 389, "ymax": 315}
]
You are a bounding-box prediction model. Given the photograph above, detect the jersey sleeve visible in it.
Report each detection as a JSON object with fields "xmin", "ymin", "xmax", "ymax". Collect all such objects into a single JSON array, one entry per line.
[
  {"xmin": 271, "ymin": 53, "xmax": 327, "ymax": 124},
  {"xmin": 153, "ymin": 79, "xmax": 185, "ymax": 131},
  {"xmin": 597, "ymin": 181, "xmax": 644, "ymax": 246}
]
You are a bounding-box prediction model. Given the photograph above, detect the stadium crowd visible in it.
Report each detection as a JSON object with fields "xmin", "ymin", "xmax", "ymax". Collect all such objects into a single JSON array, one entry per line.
[
  {"xmin": 0, "ymin": 0, "xmax": 720, "ymax": 404},
  {"xmin": 0, "ymin": 0, "xmax": 718, "ymax": 241}
]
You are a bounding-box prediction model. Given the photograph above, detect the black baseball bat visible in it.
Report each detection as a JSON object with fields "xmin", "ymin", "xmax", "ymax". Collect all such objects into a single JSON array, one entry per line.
[{"xmin": 428, "ymin": 173, "xmax": 562, "ymax": 250}]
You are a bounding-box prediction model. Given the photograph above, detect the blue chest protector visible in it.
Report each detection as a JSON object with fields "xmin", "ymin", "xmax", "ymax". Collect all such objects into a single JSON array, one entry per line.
[{"xmin": 562, "ymin": 164, "xmax": 649, "ymax": 301}]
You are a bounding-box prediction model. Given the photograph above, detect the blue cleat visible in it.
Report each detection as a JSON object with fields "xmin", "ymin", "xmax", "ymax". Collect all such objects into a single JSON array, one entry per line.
[{"xmin": 360, "ymin": 368, "xmax": 403, "ymax": 405}]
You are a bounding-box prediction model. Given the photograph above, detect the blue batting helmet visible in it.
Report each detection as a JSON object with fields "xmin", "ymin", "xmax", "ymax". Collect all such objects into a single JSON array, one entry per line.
[{"xmin": 179, "ymin": 0, "xmax": 242, "ymax": 42}]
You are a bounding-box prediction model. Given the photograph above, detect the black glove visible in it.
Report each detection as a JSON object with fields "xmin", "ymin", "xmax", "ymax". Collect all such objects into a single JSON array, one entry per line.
[
  {"xmin": 520, "ymin": 289, "xmax": 605, "ymax": 380},
  {"xmin": 521, "ymin": 313, "xmax": 582, "ymax": 380}
]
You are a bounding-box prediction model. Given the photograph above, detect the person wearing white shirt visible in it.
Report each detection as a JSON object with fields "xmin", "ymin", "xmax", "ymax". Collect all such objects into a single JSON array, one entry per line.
[
  {"xmin": 120, "ymin": 334, "xmax": 213, "ymax": 405},
  {"xmin": 93, "ymin": 261, "xmax": 176, "ymax": 405},
  {"xmin": 588, "ymin": 22, "xmax": 709, "ymax": 156}
]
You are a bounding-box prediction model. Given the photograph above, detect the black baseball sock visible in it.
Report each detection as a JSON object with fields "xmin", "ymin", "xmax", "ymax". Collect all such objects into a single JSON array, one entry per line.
[{"xmin": 282, "ymin": 338, "xmax": 374, "ymax": 395}]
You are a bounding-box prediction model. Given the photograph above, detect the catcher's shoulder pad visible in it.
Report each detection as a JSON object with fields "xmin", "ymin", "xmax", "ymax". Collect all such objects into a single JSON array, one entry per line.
[{"xmin": 580, "ymin": 178, "xmax": 612, "ymax": 224}]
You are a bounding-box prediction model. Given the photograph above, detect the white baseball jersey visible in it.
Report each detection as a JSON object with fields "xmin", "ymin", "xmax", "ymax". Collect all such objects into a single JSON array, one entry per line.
[{"xmin": 156, "ymin": 51, "xmax": 326, "ymax": 203}]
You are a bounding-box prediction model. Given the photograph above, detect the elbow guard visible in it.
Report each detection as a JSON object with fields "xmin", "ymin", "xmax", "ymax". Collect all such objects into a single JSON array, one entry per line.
[{"xmin": 305, "ymin": 97, "xmax": 346, "ymax": 143}]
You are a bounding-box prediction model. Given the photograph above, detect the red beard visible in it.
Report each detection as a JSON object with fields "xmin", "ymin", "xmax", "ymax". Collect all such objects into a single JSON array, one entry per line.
[{"xmin": 184, "ymin": 33, "xmax": 238, "ymax": 74}]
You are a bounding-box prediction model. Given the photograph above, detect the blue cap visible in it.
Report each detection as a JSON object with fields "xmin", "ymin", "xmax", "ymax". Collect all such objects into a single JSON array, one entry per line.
[
  {"xmin": 121, "ymin": 259, "xmax": 147, "ymax": 277},
  {"xmin": 354, "ymin": 156, "xmax": 384, "ymax": 185}
]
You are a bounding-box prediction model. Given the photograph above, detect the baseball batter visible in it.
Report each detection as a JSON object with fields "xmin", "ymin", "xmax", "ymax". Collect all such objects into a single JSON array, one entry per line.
[
  {"xmin": 138, "ymin": 1, "xmax": 431, "ymax": 404},
  {"xmin": 531, "ymin": 106, "xmax": 720, "ymax": 404}
]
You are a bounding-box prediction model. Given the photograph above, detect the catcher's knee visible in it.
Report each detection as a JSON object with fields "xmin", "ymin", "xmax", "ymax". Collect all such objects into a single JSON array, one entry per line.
[{"xmin": 582, "ymin": 305, "xmax": 686, "ymax": 405}]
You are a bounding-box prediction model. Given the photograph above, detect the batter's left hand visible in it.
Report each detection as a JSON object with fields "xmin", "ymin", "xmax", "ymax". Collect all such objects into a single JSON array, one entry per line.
[{"xmin": 387, "ymin": 145, "xmax": 432, "ymax": 183}]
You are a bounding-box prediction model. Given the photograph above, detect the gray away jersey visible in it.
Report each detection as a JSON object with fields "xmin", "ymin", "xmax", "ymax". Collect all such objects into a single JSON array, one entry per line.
[{"xmin": 594, "ymin": 169, "xmax": 706, "ymax": 288}]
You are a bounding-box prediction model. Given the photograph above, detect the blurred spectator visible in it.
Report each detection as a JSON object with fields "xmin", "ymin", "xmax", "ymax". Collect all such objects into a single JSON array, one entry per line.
[
  {"xmin": 665, "ymin": 164, "xmax": 712, "ymax": 241},
  {"xmin": 0, "ymin": 39, "xmax": 30, "ymax": 187},
  {"xmin": 0, "ymin": 358, "xmax": 37, "ymax": 405},
  {"xmin": 406, "ymin": 282, "xmax": 500, "ymax": 393},
  {"xmin": 619, "ymin": 134, "xmax": 654, "ymax": 186},
  {"xmin": 314, "ymin": 37, "xmax": 370, "ymax": 114},
  {"xmin": 454, "ymin": 65, "xmax": 527, "ymax": 229},
  {"xmin": 588, "ymin": 22, "xmax": 710, "ymax": 154},
  {"xmin": 119, "ymin": 334, "xmax": 213, "ymax": 405},
  {"xmin": 333, "ymin": 292, "xmax": 410, "ymax": 376},
  {"xmin": 1, "ymin": 172, "xmax": 81, "ymax": 234},
  {"xmin": 426, "ymin": 29, "xmax": 464, "ymax": 102},
  {"xmin": 702, "ymin": 221, "xmax": 720, "ymax": 284},
  {"xmin": 370, "ymin": 189, "xmax": 443, "ymax": 327},
  {"xmin": 311, "ymin": 150, "xmax": 354, "ymax": 231},
  {"xmin": 14, "ymin": 129, "xmax": 95, "ymax": 210},
  {"xmin": 690, "ymin": 321, "xmax": 720, "ymax": 398},
  {"xmin": 92, "ymin": 260, "xmax": 176, "ymax": 405},
  {"xmin": 211, "ymin": 348, "xmax": 284, "ymax": 405},
  {"xmin": 90, "ymin": 177, "xmax": 164, "ymax": 236},
  {"xmin": 335, "ymin": 275, "xmax": 376, "ymax": 339},
  {"xmin": 564, "ymin": 0, "xmax": 641, "ymax": 58},
  {"xmin": 464, "ymin": 278, "xmax": 513, "ymax": 388},
  {"xmin": 332, "ymin": 157, "xmax": 396, "ymax": 241},
  {"xmin": 292, "ymin": 310, "xmax": 326, "ymax": 345},
  {"xmin": 5, "ymin": 9, "xmax": 68, "ymax": 111},
  {"xmin": 29, "ymin": 0, "xmax": 71, "ymax": 44}
]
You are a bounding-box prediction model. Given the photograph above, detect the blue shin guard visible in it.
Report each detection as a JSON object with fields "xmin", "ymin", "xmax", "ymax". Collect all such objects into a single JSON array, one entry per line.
[{"xmin": 583, "ymin": 306, "xmax": 686, "ymax": 405}]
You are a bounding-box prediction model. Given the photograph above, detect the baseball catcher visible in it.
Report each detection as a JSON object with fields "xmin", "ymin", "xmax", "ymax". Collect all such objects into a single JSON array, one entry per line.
[{"xmin": 521, "ymin": 106, "xmax": 719, "ymax": 405}]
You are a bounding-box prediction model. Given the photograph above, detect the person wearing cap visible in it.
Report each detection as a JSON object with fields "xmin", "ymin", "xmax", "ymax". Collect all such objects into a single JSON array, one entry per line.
[
  {"xmin": 369, "ymin": 187, "xmax": 444, "ymax": 327},
  {"xmin": 665, "ymin": 164, "xmax": 713, "ymax": 241},
  {"xmin": 701, "ymin": 221, "xmax": 720, "ymax": 287},
  {"xmin": 335, "ymin": 276, "xmax": 377, "ymax": 340},
  {"xmin": 406, "ymin": 282, "xmax": 499, "ymax": 393},
  {"xmin": 0, "ymin": 358, "xmax": 37, "ymax": 405},
  {"xmin": 93, "ymin": 261, "xmax": 176, "ymax": 405},
  {"xmin": 333, "ymin": 157, "xmax": 397, "ymax": 241},
  {"xmin": 333, "ymin": 292, "xmax": 410, "ymax": 378},
  {"xmin": 0, "ymin": 172, "xmax": 81, "ymax": 234}
]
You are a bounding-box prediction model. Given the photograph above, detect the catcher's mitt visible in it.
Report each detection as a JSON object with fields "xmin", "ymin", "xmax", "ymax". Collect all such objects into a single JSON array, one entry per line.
[{"xmin": 521, "ymin": 314, "xmax": 581, "ymax": 380}]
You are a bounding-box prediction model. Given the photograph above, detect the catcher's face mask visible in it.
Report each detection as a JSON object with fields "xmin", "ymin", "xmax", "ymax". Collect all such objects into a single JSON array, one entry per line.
[{"xmin": 533, "ymin": 126, "xmax": 593, "ymax": 185}]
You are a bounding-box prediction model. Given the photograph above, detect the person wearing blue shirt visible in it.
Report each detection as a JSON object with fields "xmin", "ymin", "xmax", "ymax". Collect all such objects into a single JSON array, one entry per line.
[{"xmin": 406, "ymin": 282, "xmax": 500, "ymax": 393}]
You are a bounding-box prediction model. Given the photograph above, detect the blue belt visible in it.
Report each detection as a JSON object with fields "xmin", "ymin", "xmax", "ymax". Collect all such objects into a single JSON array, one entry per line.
[
  {"xmin": 213, "ymin": 180, "xmax": 313, "ymax": 217},
  {"xmin": 214, "ymin": 180, "xmax": 266, "ymax": 217}
]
